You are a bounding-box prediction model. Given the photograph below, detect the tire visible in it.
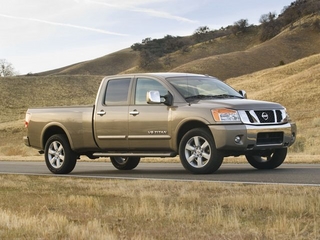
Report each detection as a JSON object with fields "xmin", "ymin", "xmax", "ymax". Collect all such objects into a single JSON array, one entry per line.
[
  {"xmin": 245, "ymin": 148, "xmax": 287, "ymax": 169},
  {"xmin": 110, "ymin": 157, "xmax": 140, "ymax": 170},
  {"xmin": 44, "ymin": 134, "xmax": 77, "ymax": 174},
  {"xmin": 179, "ymin": 128, "xmax": 223, "ymax": 174}
]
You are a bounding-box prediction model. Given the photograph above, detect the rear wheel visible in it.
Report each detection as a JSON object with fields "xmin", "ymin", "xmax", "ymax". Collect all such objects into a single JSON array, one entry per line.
[
  {"xmin": 110, "ymin": 157, "xmax": 140, "ymax": 170},
  {"xmin": 179, "ymin": 128, "xmax": 223, "ymax": 174},
  {"xmin": 44, "ymin": 134, "xmax": 77, "ymax": 174},
  {"xmin": 245, "ymin": 148, "xmax": 287, "ymax": 169}
]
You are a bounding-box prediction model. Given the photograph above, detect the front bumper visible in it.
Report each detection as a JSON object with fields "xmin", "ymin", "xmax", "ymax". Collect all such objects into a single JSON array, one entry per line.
[{"xmin": 209, "ymin": 122, "xmax": 297, "ymax": 152}]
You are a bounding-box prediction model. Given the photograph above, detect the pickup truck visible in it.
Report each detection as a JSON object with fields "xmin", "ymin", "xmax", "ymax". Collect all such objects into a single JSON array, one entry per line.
[{"xmin": 24, "ymin": 73, "xmax": 297, "ymax": 174}]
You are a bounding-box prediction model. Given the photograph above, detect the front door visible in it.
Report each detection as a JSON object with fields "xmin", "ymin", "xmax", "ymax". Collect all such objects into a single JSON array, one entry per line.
[{"xmin": 128, "ymin": 78, "xmax": 172, "ymax": 150}]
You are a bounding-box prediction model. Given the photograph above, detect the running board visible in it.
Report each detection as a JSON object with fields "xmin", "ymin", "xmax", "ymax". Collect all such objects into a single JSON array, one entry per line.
[{"xmin": 92, "ymin": 152, "xmax": 177, "ymax": 157}]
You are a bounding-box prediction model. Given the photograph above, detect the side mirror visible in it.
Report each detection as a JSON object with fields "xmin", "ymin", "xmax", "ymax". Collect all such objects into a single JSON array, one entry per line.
[
  {"xmin": 239, "ymin": 90, "xmax": 247, "ymax": 99},
  {"xmin": 146, "ymin": 91, "xmax": 161, "ymax": 104},
  {"xmin": 147, "ymin": 91, "xmax": 173, "ymax": 106}
]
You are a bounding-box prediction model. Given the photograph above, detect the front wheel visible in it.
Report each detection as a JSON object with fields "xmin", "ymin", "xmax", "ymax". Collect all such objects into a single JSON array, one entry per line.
[
  {"xmin": 44, "ymin": 134, "xmax": 78, "ymax": 174},
  {"xmin": 245, "ymin": 148, "xmax": 287, "ymax": 169},
  {"xmin": 179, "ymin": 128, "xmax": 223, "ymax": 174},
  {"xmin": 110, "ymin": 157, "xmax": 140, "ymax": 170}
]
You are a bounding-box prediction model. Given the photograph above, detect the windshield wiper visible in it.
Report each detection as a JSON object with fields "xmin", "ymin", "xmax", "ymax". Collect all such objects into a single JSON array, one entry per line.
[
  {"xmin": 185, "ymin": 95, "xmax": 215, "ymax": 100},
  {"xmin": 185, "ymin": 94, "xmax": 243, "ymax": 100},
  {"xmin": 212, "ymin": 94, "xmax": 243, "ymax": 99}
]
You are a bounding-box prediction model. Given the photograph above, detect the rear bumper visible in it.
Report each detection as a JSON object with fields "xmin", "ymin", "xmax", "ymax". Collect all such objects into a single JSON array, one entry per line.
[{"xmin": 209, "ymin": 122, "xmax": 296, "ymax": 152}]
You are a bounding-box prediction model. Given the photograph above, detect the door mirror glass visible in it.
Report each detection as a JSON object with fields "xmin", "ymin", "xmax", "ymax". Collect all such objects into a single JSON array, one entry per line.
[{"xmin": 147, "ymin": 91, "xmax": 161, "ymax": 104}]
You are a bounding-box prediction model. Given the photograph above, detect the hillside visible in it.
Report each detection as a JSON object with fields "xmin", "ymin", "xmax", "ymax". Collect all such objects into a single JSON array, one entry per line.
[
  {"xmin": 0, "ymin": 75, "xmax": 103, "ymax": 123},
  {"xmin": 172, "ymin": 15, "xmax": 320, "ymax": 79},
  {"xmin": 37, "ymin": 48, "xmax": 139, "ymax": 76},
  {"xmin": 36, "ymin": 14, "xmax": 320, "ymax": 81}
]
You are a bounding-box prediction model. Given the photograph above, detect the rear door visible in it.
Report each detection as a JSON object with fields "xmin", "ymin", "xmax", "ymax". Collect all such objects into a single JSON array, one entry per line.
[{"xmin": 94, "ymin": 78, "xmax": 132, "ymax": 150}]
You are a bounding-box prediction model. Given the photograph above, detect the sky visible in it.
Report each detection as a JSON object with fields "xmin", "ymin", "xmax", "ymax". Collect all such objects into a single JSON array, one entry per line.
[{"xmin": 1, "ymin": 0, "xmax": 294, "ymax": 75}]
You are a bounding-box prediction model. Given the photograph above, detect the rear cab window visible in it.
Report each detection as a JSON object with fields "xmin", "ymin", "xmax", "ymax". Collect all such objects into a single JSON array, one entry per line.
[{"xmin": 104, "ymin": 78, "xmax": 131, "ymax": 105}]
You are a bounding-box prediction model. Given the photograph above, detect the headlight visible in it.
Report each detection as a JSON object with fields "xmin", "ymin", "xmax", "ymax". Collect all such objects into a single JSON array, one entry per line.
[
  {"xmin": 212, "ymin": 109, "xmax": 241, "ymax": 122},
  {"xmin": 284, "ymin": 108, "xmax": 291, "ymax": 122}
]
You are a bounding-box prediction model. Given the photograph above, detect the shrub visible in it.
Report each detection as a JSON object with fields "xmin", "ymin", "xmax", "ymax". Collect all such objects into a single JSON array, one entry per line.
[{"xmin": 312, "ymin": 18, "xmax": 320, "ymax": 31}]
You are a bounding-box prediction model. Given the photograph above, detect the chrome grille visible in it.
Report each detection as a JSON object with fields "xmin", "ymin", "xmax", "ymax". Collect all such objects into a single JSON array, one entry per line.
[{"xmin": 239, "ymin": 109, "xmax": 286, "ymax": 125}]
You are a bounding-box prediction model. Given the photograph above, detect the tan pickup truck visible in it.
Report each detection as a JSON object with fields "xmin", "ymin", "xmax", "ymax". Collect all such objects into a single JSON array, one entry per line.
[{"xmin": 24, "ymin": 73, "xmax": 297, "ymax": 174}]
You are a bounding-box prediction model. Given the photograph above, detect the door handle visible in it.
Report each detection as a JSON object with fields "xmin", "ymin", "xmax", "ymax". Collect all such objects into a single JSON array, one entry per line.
[
  {"xmin": 129, "ymin": 110, "xmax": 139, "ymax": 116},
  {"xmin": 97, "ymin": 110, "xmax": 106, "ymax": 116}
]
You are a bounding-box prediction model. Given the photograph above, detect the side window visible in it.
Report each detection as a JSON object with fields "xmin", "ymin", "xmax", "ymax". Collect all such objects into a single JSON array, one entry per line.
[
  {"xmin": 135, "ymin": 78, "xmax": 168, "ymax": 105},
  {"xmin": 105, "ymin": 78, "xmax": 131, "ymax": 105}
]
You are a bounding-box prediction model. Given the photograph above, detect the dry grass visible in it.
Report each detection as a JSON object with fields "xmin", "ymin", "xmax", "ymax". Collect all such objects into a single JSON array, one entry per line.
[
  {"xmin": 58, "ymin": 48, "xmax": 140, "ymax": 76},
  {"xmin": 38, "ymin": 48, "xmax": 139, "ymax": 76},
  {"xmin": 154, "ymin": 28, "xmax": 261, "ymax": 75},
  {"xmin": 0, "ymin": 175, "xmax": 319, "ymax": 239},
  {"xmin": 172, "ymin": 15, "xmax": 320, "ymax": 80},
  {"xmin": 0, "ymin": 75, "xmax": 103, "ymax": 122}
]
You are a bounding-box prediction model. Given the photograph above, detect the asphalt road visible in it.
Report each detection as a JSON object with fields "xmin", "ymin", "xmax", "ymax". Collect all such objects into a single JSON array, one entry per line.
[{"xmin": 1, "ymin": 161, "xmax": 320, "ymax": 186}]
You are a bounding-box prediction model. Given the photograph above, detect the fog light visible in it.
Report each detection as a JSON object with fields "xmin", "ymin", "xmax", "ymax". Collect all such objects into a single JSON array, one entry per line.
[{"xmin": 235, "ymin": 135, "xmax": 242, "ymax": 144}]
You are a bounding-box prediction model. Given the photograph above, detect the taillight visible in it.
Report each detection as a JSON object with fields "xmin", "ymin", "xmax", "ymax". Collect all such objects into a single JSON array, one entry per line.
[{"xmin": 25, "ymin": 113, "xmax": 31, "ymax": 128}]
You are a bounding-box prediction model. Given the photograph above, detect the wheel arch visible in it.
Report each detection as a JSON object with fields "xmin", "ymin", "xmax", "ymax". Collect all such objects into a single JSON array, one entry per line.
[
  {"xmin": 41, "ymin": 123, "xmax": 73, "ymax": 150},
  {"xmin": 176, "ymin": 120, "xmax": 211, "ymax": 150}
]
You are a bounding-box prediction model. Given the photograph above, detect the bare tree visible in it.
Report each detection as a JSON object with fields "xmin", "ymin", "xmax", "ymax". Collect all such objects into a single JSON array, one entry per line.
[{"xmin": 0, "ymin": 59, "xmax": 18, "ymax": 77}]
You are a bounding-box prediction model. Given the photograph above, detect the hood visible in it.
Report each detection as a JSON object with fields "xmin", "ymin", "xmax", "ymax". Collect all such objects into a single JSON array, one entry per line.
[{"xmin": 192, "ymin": 99, "xmax": 284, "ymax": 110}]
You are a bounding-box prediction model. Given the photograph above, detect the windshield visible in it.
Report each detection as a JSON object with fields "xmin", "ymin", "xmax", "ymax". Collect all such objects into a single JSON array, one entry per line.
[{"xmin": 167, "ymin": 76, "xmax": 243, "ymax": 100}]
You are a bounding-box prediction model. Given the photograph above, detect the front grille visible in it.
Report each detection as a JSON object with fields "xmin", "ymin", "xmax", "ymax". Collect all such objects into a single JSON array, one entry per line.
[
  {"xmin": 256, "ymin": 132, "xmax": 284, "ymax": 145},
  {"xmin": 255, "ymin": 110, "xmax": 275, "ymax": 123},
  {"xmin": 243, "ymin": 110, "xmax": 284, "ymax": 124}
]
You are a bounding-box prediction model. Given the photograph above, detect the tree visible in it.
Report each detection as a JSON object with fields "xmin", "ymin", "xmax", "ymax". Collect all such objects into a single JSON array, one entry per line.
[
  {"xmin": 0, "ymin": 59, "xmax": 18, "ymax": 77},
  {"xmin": 138, "ymin": 49, "xmax": 158, "ymax": 69},
  {"xmin": 232, "ymin": 19, "xmax": 249, "ymax": 35},
  {"xmin": 259, "ymin": 12, "xmax": 282, "ymax": 41},
  {"xmin": 193, "ymin": 26, "xmax": 211, "ymax": 43},
  {"xmin": 259, "ymin": 12, "xmax": 277, "ymax": 24}
]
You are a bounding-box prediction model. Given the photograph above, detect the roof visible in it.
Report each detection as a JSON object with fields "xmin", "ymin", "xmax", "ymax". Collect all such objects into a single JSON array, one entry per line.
[{"xmin": 104, "ymin": 72, "xmax": 208, "ymax": 79}]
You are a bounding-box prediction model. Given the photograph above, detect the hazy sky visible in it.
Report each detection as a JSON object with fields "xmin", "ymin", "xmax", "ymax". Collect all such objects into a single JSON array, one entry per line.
[{"xmin": 1, "ymin": 0, "xmax": 294, "ymax": 74}]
